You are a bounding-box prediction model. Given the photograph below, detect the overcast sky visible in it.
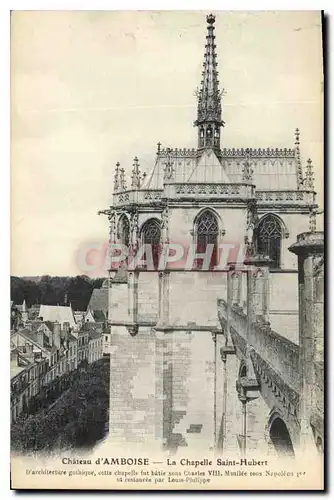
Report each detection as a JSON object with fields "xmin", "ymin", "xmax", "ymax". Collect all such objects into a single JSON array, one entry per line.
[{"xmin": 11, "ymin": 10, "xmax": 323, "ymax": 277}]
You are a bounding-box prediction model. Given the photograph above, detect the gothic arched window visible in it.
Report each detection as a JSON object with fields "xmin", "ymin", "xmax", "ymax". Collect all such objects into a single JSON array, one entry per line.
[
  {"xmin": 195, "ymin": 210, "xmax": 219, "ymax": 269},
  {"xmin": 255, "ymin": 214, "xmax": 282, "ymax": 268},
  {"xmin": 117, "ymin": 214, "xmax": 130, "ymax": 247},
  {"xmin": 141, "ymin": 218, "xmax": 161, "ymax": 269}
]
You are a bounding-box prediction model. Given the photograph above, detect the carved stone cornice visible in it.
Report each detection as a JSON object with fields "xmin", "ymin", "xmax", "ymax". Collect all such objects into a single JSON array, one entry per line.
[{"xmin": 158, "ymin": 147, "xmax": 197, "ymax": 158}]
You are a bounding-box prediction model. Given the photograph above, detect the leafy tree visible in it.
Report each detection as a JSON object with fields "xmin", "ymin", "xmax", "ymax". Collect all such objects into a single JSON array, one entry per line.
[
  {"xmin": 10, "ymin": 276, "xmax": 105, "ymax": 311},
  {"xmin": 11, "ymin": 358, "xmax": 110, "ymax": 454}
]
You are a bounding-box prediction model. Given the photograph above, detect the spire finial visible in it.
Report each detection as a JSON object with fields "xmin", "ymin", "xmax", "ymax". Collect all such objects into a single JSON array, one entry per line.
[
  {"xmin": 194, "ymin": 14, "xmax": 224, "ymax": 151},
  {"xmin": 114, "ymin": 162, "xmax": 120, "ymax": 193},
  {"xmin": 207, "ymin": 13, "xmax": 215, "ymax": 24}
]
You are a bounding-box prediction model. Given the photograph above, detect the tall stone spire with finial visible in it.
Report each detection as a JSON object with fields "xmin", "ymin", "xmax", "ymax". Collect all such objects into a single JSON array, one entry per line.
[
  {"xmin": 194, "ymin": 14, "xmax": 225, "ymax": 152},
  {"xmin": 131, "ymin": 156, "xmax": 141, "ymax": 189}
]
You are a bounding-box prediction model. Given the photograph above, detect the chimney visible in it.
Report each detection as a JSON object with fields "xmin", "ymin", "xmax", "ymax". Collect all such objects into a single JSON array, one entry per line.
[
  {"xmin": 53, "ymin": 321, "xmax": 61, "ymax": 349},
  {"xmin": 36, "ymin": 328, "xmax": 44, "ymax": 347},
  {"xmin": 24, "ymin": 344, "xmax": 34, "ymax": 362},
  {"xmin": 62, "ymin": 322, "xmax": 70, "ymax": 341},
  {"xmin": 34, "ymin": 351, "xmax": 42, "ymax": 362}
]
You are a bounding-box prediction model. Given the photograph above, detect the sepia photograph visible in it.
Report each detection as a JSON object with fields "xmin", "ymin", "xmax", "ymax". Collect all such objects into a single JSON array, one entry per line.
[{"xmin": 10, "ymin": 10, "xmax": 324, "ymax": 490}]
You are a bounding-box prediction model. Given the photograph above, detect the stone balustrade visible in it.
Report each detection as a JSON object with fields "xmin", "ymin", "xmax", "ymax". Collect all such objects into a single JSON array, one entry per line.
[
  {"xmin": 217, "ymin": 298, "xmax": 299, "ymax": 393},
  {"xmin": 165, "ymin": 183, "xmax": 255, "ymax": 200},
  {"xmin": 114, "ymin": 189, "xmax": 163, "ymax": 206},
  {"xmin": 221, "ymin": 147, "xmax": 295, "ymax": 158},
  {"xmin": 256, "ymin": 190, "xmax": 315, "ymax": 206},
  {"xmin": 157, "ymin": 147, "xmax": 296, "ymax": 158},
  {"xmin": 114, "ymin": 187, "xmax": 314, "ymax": 207}
]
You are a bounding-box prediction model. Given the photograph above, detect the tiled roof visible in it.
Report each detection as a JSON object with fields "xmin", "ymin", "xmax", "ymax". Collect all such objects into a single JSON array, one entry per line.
[
  {"xmin": 11, "ymin": 359, "xmax": 26, "ymax": 379},
  {"xmin": 38, "ymin": 305, "xmax": 76, "ymax": 328},
  {"xmin": 88, "ymin": 288, "xmax": 108, "ymax": 314},
  {"xmin": 93, "ymin": 310, "xmax": 106, "ymax": 322},
  {"xmin": 68, "ymin": 333, "xmax": 78, "ymax": 343},
  {"xmin": 18, "ymin": 328, "xmax": 56, "ymax": 353},
  {"xmin": 43, "ymin": 321, "xmax": 54, "ymax": 332},
  {"xmin": 89, "ymin": 330, "xmax": 102, "ymax": 340}
]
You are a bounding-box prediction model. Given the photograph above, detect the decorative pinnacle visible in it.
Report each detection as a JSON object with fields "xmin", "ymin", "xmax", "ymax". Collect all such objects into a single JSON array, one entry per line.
[
  {"xmin": 157, "ymin": 142, "xmax": 162, "ymax": 155},
  {"xmin": 294, "ymin": 128, "xmax": 304, "ymax": 189},
  {"xmin": 294, "ymin": 128, "xmax": 300, "ymax": 146},
  {"xmin": 243, "ymin": 151, "xmax": 253, "ymax": 182},
  {"xmin": 119, "ymin": 167, "xmax": 127, "ymax": 191},
  {"xmin": 114, "ymin": 161, "xmax": 120, "ymax": 193},
  {"xmin": 163, "ymin": 149, "xmax": 174, "ymax": 181},
  {"xmin": 305, "ymin": 158, "xmax": 315, "ymax": 191},
  {"xmin": 131, "ymin": 156, "xmax": 141, "ymax": 189}
]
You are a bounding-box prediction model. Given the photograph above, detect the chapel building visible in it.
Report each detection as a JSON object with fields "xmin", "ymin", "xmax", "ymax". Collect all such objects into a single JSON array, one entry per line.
[{"xmin": 100, "ymin": 14, "xmax": 317, "ymax": 451}]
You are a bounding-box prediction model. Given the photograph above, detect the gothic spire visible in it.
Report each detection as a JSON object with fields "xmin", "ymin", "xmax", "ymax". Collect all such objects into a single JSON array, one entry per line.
[{"xmin": 194, "ymin": 14, "xmax": 225, "ymax": 151}]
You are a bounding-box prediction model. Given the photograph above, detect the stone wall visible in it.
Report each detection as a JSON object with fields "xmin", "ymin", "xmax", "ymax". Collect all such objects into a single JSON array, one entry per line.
[
  {"xmin": 163, "ymin": 330, "xmax": 215, "ymax": 451},
  {"xmin": 109, "ymin": 327, "xmax": 163, "ymax": 446},
  {"xmin": 108, "ymin": 282, "xmax": 128, "ymax": 323},
  {"xmin": 137, "ymin": 272, "xmax": 159, "ymax": 322},
  {"xmin": 169, "ymin": 272, "xmax": 227, "ymax": 327}
]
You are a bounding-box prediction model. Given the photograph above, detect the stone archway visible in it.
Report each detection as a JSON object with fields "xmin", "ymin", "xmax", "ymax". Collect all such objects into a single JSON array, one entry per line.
[{"xmin": 269, "ymin": 417, "xmax": 295, "ymax": 458}]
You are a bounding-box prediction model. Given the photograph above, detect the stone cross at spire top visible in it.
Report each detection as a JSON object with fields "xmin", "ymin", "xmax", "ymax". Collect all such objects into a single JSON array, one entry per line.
[{"xmin": 194, "ymin": 13, "xmax": 225, "ymax": 152}]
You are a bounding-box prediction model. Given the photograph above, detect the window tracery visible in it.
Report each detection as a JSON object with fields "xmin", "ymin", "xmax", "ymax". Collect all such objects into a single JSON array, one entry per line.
[
  {"xmin": 141, "ymin": 219, "xmax": 161, "ymax": 268},
  {"xmin": 255, "ymin": 214, "xmax": 282, "ymax": 268},
  {"xmin": 195, "ymin": 210, "xmax": 219, "ymax": 268}
]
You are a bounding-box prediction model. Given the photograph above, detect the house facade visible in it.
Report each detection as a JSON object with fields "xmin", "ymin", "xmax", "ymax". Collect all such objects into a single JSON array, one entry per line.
[{"xmin": 11, "ymin": 319, "xmax": 79, "ymax": 422}]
